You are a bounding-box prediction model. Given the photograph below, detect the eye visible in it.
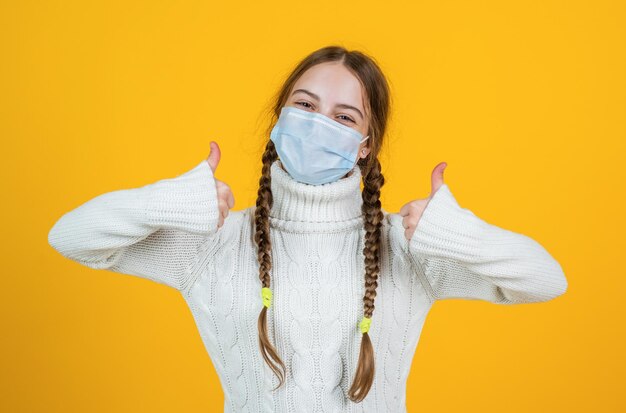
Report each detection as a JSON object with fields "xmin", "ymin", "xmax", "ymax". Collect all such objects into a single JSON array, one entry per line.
[
  {"xmin": 295, "ymin": 101, "xmax": 313, "ymax": 109},
  {"xmin": 338, "ymin": 114, "xmax": 355, "ymax": 123}
]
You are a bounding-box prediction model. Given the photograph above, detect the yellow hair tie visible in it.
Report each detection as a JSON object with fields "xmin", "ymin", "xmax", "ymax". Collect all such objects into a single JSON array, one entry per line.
[
  {"xmin": 261, "ymin": 287, "xmax": 272, "ymax": 308},
  {"xmin": 359, "ymin": 317, "xmax": 372, "ymax": 334}
]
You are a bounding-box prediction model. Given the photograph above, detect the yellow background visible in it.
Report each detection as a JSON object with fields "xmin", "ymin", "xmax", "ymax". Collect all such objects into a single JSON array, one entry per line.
[{"xmin": 2, "ymin": 0, "xmax": 623, "ymax": 411}]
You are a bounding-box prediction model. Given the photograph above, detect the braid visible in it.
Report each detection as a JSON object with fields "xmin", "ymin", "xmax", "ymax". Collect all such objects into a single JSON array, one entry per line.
[
  {"xmin": 348, "ymin": 157, "xmax": 385, "ymax": 402},
  {"xmin": 254, "ymin": 140, "xmax": 286, "ymax": 391}
]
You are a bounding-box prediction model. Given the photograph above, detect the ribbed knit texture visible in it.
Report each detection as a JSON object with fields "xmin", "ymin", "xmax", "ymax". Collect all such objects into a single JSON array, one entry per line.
[{"xmin": 48, "ymin": 158, "xmax": 568, "ymax": 412}]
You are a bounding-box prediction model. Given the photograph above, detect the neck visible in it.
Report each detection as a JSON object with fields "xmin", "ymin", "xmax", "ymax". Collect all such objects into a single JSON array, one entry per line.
[{"xmin": 268, "ymin": 159, "xmax": 364, "ymax": 232}]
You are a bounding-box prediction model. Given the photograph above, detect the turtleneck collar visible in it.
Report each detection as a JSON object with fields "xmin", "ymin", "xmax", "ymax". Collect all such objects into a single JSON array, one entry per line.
[{"xmin": 268, "ymin": 159, "xmax": 364, "ymax": 232}]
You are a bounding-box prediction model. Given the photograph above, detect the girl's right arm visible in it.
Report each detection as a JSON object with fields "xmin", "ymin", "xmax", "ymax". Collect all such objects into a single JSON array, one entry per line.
[{"xmin": 48, "ymin": 158, "xmax": 223, "ymax": 292}]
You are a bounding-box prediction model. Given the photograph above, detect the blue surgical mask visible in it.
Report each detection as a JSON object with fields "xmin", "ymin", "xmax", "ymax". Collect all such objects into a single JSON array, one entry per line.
[{"xmin": 270, "ymin": 105, "xmax": 369, "ymax": 185}]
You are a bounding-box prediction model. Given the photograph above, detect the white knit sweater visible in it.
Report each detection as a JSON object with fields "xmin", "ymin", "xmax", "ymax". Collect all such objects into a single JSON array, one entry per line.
[{"xmin": 48, "ymin": 158, "xmax": 568, "ymax": 413}]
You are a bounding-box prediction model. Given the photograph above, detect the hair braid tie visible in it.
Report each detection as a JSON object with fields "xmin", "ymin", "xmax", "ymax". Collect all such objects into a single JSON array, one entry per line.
[
  {"xmin": 261, "ymin": 287, "xmax": 273, "ymax": 308},
  {"xmin": 359, "ymin": 317, "xmax": 372, "ymax": 334}
]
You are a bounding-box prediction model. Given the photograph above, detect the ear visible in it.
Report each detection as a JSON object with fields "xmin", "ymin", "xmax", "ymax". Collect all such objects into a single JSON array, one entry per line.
[{"xmin": 359, "ymin": 144, "xmax": 371, "ymax": 159}]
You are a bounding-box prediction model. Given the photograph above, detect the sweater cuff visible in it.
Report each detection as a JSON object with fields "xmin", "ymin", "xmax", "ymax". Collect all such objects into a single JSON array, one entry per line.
[
  {"xmin": 408, "ymin": 184, "xmax": 484, "ymax": 262},
  {"xmin": 140, "ymin": 159, "xmax": 221, "ymax": 235}
]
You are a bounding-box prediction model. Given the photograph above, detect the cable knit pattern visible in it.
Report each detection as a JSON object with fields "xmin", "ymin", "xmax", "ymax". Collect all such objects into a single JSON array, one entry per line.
[{"xmin": 48, "ymin": 158, "xmax": 568, "ymax": 412}]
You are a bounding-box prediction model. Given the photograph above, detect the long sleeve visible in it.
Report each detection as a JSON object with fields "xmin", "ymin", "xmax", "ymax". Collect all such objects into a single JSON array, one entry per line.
[
  {"xmin": 403, "ymin": 184, "xmax": 568, "ymax": 304},
  {"xmin": 47, "ymin": 159, "xmax": 222, "ymax": 291}
]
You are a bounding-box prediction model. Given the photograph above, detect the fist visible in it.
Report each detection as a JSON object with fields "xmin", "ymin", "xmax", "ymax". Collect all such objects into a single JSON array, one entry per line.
[
  {"xmin": 399, "ymin": 162, "xmax": 447, "ymax": 240},
  {"xmin": 206, "ymin": 141, "xmax": 235, "ymax": 229}
]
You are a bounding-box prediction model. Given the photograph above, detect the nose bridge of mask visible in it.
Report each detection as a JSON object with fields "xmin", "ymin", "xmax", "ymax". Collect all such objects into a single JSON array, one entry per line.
[{"xmin": 282, "ymin": 107, "xmax": 366, "ymax": 157}]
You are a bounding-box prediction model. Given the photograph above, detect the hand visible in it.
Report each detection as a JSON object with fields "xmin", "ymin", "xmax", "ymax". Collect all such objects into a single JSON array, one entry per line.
[
  {"xmin": 399, "ymin": 162, "xmax": 448, "ymax": 241},
  {"xmin": 206, "ymin": 141, "xmax": 235, "ymax": 229}
]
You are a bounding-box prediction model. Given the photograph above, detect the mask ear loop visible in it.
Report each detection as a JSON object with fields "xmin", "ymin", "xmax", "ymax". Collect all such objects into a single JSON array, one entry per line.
[
  {"xmin": 359, "ymin": 136, "xmax": 370, "ymax": 157},
  {"xmin": 354, "ymin": 135, "xmax": 370, "ymax": 170}
]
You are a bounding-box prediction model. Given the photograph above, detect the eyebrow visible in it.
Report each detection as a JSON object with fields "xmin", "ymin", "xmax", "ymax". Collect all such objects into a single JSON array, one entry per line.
[{"xmin": 291, "ymin": 88, "xmax": 364, "ymax": 120}]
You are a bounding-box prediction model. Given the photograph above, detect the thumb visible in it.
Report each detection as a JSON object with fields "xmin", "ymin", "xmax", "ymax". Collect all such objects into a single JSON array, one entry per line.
[
  {"xmin": 206, "ymin": 141, "xmax": 221, "ymax": 173},
  {"xmin": 430, "ymin": 161, "xmax": 447, "ymax": 196}
]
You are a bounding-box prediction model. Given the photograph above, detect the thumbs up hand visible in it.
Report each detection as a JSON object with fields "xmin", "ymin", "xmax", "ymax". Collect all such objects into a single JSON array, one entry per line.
[
  {"xmin": 398, "ymin": 162, "xmax": 448, "ymax": 241},
  {"xmin": 206, "ymin": 141, "xmax": 235, "ymax": 229}
]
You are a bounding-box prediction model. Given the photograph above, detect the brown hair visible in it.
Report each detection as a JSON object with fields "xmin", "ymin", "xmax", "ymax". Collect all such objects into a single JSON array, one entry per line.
[{"xmin": 253, "ymin": 45, "xmax": 392, "ymax": 402}]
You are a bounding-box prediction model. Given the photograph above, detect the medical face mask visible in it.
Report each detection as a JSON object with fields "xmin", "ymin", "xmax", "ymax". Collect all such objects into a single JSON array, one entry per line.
[{"xmin": 269, "ymin": 105, "xmax": 370, "ymax": 185}]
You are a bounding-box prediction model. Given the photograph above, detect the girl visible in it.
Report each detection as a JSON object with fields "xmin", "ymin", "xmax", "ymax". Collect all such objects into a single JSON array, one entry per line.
[{"xmin": 48, "ymin": 45, "xmax": 568, "ymax": 412}]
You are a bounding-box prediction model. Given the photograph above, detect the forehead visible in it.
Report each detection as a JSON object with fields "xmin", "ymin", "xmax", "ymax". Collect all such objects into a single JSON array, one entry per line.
[{"xmin": 291, "ymin": 62, "xmax": 365, "ymax": 108}]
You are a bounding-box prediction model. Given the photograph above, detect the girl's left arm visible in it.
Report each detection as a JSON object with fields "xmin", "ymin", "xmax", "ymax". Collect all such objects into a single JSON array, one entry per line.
[{"xmin": 389, "ymin": 184, "xmax": 568, "ymax": 304}]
